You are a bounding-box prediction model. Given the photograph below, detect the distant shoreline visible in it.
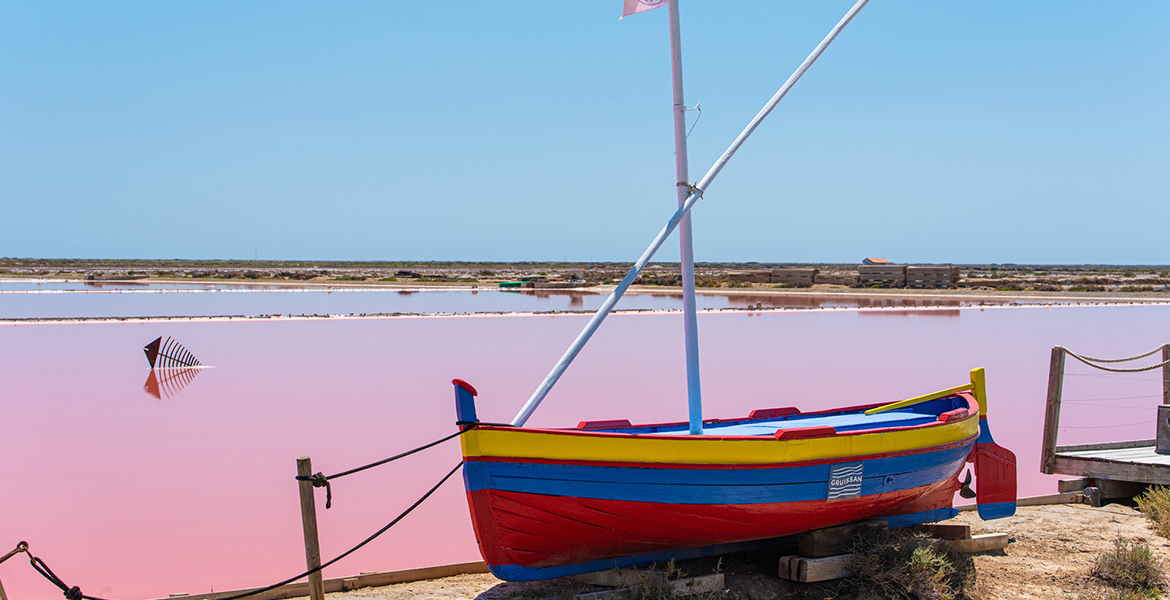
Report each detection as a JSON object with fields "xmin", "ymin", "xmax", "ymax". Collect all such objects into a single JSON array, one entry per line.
[
  {"xmin": 6, "ymin": 273, "xmax": 1170, "ymax": 327},
  {"xmin": 4, "ymin": 295, "xmax": 1167, "ymax": 327},
  {"xmin": 5, "ymin": 274, "xmax": 1170, "ymax": 301},
  {"xmin": 5, "ymin": 259, "xmax": 1170, "ymax": 297},
  {"xmin": 4, "ymin": 259, "xmax": 1170, "ymax": 268}
]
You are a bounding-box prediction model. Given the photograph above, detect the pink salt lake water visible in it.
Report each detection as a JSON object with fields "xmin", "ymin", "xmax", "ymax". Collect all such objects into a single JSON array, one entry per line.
[{"xmin": 3, "ymin": 299, "xmax": 1169, "ymax": 599}]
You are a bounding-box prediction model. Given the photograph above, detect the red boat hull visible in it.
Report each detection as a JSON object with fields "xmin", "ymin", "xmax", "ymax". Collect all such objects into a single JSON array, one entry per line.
[{"xmin": 467, "ymin": 472, "xmax": 962, "ymax": 571}]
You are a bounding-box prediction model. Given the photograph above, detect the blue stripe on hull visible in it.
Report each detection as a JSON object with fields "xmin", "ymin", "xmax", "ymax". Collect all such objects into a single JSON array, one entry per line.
[
  {"xmin": 485, "ymin": 506, "xmax": 961, "ymax": 581},
  {"xmin": 465, "ymin": 443, "xmax": 973, "ymax": 505},
  {"xmin": 976, "ymin": 501, "xmax": 1015, "ymax": 520},
  {"xmin": 976, "ymin": 417, "xmax": 995, "ymax": 444},
  {"xmin": 883, "ymin": 507, "xmax": 959, "ymax": 529}
]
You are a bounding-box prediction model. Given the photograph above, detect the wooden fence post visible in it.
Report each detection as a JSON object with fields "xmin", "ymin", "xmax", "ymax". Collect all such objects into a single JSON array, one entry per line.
[
  {"xmin": 1040, "ymin": 346, "xmax": 1067, "ymax": 475},
  {"xmin": 297, "ymin": 457, "xmax": 326, "ymax": 600},
  {"xmin": 1162, "ymin": 344, "xmax": 1169, "ymax": 406}
]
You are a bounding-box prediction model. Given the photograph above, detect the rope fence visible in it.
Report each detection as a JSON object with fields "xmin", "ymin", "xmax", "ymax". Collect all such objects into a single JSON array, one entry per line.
[
  {"xmin": 1060, "ymin": 344, "xmax": 1170, "ymax": 374},
  {"xmin": 295, "ymin": 428, "xmax": 469, "ymax": 509},
  {"xmin": 3, "ymin": 428, "xmax": 473, "ymax": 600}
]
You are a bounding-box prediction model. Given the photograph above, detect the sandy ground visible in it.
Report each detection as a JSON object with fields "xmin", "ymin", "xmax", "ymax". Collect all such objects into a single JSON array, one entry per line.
[
  {"xmin": 288, "ymin": 503, "xmax": 1170, "ymax": 600},
  {"xmin": 951, "ymin": 503, "xmax": 1169, "ymax": 599}
]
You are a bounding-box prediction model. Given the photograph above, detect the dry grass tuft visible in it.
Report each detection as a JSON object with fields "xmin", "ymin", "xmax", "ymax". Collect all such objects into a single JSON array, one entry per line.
[
  {"xmin": 846, "ymin": 529, "xmax": 977, "ymax": 600},
  {"xmin": 1091, "ymin": 537, "xmax": 1164, "ymax": 597},
  {"xmin": 626, "ymin": 559, "xmax": 726, "ymax": 600},
  {"xmin": 1135, "ymin": 486, "xmax": 1170, "ymax": 538}
]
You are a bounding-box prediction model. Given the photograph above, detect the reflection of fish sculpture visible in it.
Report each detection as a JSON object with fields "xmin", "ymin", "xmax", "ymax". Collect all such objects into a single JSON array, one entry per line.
[
  {"xmin": 143, "ymin": 336, "xmax": 201, "ymax": 369},
  {"xmin": 142, "ymin": 336, "xmax": 203, "ymax": 400},
  {"xmin": 143, "ymin": 367, "xmax": 201, "ymax": 400}
]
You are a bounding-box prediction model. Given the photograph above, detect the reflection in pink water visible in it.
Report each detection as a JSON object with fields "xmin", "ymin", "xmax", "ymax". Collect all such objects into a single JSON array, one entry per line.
[
  {"xmin": 2, "ymin": 284, "xmax": 1047, "ymax": 320},
  {"xmin": 858, "ymin": 309, "xmax": 963, "ymax": 318},
  {"xmin": 2, "ymin": 305, "xmax": 1170, "ymax": 598},
  {"xmin": 142, "ymin": 367, "xmax": 203, "ymax": 400},
  {"xmin": 720, "ymin": 293, "xmax": 965, "ymax": 310}
]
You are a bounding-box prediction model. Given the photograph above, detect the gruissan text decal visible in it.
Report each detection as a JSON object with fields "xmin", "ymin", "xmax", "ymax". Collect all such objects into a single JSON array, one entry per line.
[{"xmin": 828, "ymin": 462, "xmax": 864, "ymax": 500}]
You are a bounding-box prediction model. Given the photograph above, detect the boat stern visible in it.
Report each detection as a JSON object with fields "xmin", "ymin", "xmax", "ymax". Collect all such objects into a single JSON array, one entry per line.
[{"xmin": 968, "ymin": 368, "xmax": 1018, "ymax": 520}]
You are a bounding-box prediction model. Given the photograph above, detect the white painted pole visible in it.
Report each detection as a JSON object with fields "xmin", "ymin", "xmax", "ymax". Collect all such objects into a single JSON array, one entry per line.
[
  {"xmin": 512, "ymin": 0, "xmax": 871, "ymax": 427},
  {"xmin": 668, "ymin": 0, "xmax": 703, "ymax": 435}
]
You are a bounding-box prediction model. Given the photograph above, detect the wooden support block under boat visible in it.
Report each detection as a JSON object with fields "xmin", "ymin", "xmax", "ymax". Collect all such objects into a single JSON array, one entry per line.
[
  {"xmin": 571, "ymin": 569, "xmax": 665, "ymax": 588},
  {"xmin": 780, "ymin": 531, "xmax": 1009, "ymax": 584},
  {"xmin": 779, "ymin": 554, "xmax": 855, "ymax": 583},
  {"xmin": 913, "ymin": 523, "xmax": 972, "ymax": 540},
  {"xmin": 941, "ymin": 533, "xmax": 1010, "ymax": 553},
  {"xmin": 797, "ymin": 519, "xmax": 887, "ymax": 558}
]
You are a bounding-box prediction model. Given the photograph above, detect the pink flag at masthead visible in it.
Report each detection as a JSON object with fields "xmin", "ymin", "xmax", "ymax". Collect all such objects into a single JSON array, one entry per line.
[{"xmin": 621, "ymin": 0, "xmax": 668, "ymax": 19}]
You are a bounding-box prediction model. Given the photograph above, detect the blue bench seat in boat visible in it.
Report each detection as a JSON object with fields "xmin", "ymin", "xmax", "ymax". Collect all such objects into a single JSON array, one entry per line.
[
  {"xmin": 578, "ymin": 409, "xmax": 940, "ymax": 436},
  {"xmin": 573, "ymin": 396, "xmax": 968, "ymax": 436}
]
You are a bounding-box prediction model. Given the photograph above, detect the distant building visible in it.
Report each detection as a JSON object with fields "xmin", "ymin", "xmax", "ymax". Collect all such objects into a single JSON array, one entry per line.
[
  {"xmin": 859, "ymin": 264, "xmax": 907, "ymax": 287},
  {"xmin": 906, "ymin": 266, "xmax": 961, "ymax": 289},
  {"xmin": 770, "ymin": 268, "xmax": 818, "ymax": 287},
  {"xmin": 728, "ymin": 270, "xmax": 771, "ymax": 284},
  {"xmin": 863, "ymin": 258, "xmax": 891, "ymax": 265},
  {"xmin": 813, "ymin": 272, "xmax": 860, "ymax": 286}
]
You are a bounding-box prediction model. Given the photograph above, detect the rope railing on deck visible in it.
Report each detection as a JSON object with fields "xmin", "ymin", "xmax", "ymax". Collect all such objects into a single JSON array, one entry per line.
[{"xmin": 1060, "ymin": 344, "xmax": 1170, "ymax": 374}]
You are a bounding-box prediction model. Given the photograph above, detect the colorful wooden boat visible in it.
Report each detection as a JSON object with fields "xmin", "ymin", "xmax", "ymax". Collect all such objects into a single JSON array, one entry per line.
[
  {"xmin": 451, "ymin": 0, "xmax": 1017, "ymax": 582},
  {"xmin": 453, "ymin": 369, "xmax": 1016, "ymax": 581}
]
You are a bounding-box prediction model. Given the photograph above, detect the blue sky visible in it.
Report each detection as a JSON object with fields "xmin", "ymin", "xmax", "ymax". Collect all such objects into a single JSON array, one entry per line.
[{"xmin": 1, "ymin": 1, "xmax": 1166, "ymax": 264}]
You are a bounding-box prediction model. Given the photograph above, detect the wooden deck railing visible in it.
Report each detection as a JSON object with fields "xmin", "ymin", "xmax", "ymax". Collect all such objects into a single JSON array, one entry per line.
[{"xmin": 1040, "ymin": 344, "xmax": 1170, "ymax": 475}]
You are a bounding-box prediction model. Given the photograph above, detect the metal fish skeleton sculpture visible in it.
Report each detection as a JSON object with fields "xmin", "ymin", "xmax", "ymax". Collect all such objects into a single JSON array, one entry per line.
[
  {"xmin": 142, "ymin": 336, "xmax": 203, "ymax": 400},
  {"xmin": 143, "ymin": 336, "xmax": 201, "ymax": 369}
]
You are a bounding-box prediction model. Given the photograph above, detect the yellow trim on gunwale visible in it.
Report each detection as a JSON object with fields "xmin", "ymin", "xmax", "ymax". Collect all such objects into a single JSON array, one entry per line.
[
  {"xmin": 462, "ymin": 408, "xmax": 979, "ymax": 465},
  {"xmin": 864, "ymin": 383, "xmax": 975, "ymax": 416}
]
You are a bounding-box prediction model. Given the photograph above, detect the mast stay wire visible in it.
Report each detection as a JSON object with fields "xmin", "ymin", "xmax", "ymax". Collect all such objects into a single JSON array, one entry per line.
[{"xmin": 685, "ymin": 103, "xmax": 702, "ymax": 138}]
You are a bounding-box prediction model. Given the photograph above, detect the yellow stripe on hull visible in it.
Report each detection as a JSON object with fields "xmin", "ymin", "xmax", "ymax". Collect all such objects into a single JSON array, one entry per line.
[{"xmin": 463, "ymin": 407, "xmax": 978, "ymax": 466}]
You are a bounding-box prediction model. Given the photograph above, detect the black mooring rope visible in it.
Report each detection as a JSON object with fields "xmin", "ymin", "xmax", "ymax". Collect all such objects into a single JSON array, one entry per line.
[
  {"xmin": 29, "ymin": 553, "xmax": 100, "ymax": 600},
  {"xmin": 294, "ymin": 427, "xmax": 471, "ymax": 509},
  {"xmin": 14, "ymin": 462, "xmax": 465, "ymax": 600}
]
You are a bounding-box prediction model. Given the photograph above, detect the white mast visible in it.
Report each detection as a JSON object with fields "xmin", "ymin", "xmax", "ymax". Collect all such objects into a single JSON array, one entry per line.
[
  {"xmin": 668, "ymin": 0, "xmax": 703, "ymax": 435},
  {"xmin": 511, "ymin": 0, "xmax": 871, "ymax": 428}
]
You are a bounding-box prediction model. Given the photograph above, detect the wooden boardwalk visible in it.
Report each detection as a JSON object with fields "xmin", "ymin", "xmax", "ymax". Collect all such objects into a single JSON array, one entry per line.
[
  {"xmin": 1041, "ymin": 344, "xmax": 1170, "ymax": 493},
  {"xmin": 1052, "ymin": 440, "xmax": 1170, "ymax": 486}
]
